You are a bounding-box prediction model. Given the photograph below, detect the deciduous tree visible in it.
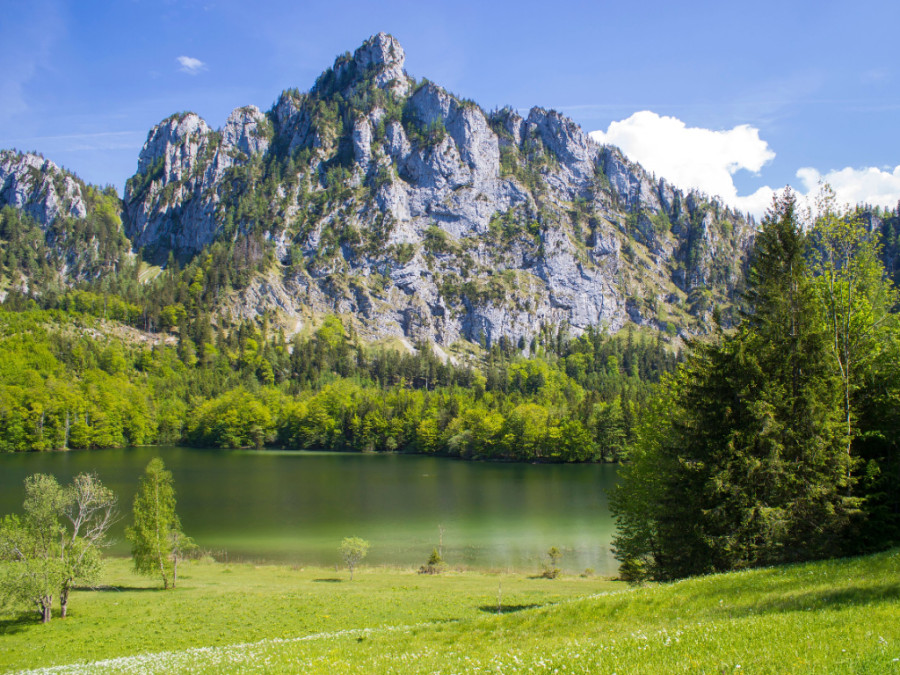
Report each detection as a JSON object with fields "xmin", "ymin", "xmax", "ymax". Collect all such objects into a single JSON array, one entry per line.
[
  {"xmin": 126, "ymin": 458, "xmax": 190, "ymax": 589},
  {"xmin": 339, "ymin": 537, "xmax": 369, "ymax": 581}
]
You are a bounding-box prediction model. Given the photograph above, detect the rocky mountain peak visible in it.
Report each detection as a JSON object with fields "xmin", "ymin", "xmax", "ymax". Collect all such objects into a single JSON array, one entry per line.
[
  {"xmin": 316, "ymin": 32, "xmax": 409, "ymax": 98},
  {"xmin": 120, "ymin": 34, "xmax": 756, "ymax": 343},
  {"xmin": 353, "ymin": 32, "xmax": 405, "ymax": 71},
  {"xmin": 0, "ymin": 150, "xmax": 87, "ymax": 226},
  {"xmin": 222, "ymin": 105, "xmax": 271, "ymax": 158},
  {"xmin": 136, "ymin": 112, "xmax": 211, "ymax": 178}
]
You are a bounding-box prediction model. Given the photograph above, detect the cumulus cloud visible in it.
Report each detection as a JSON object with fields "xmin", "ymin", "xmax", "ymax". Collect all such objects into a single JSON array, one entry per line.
[
  {"xmin": 177, "ymin": 56, "xmax": 206, "ymax": 75},
  {"xmin": 590, "ymin": 111, "xmax": 776, "ymax": 217},
  {"xmin": 797, "ymin": 165, "xmax": 900, "ymax": 211}
]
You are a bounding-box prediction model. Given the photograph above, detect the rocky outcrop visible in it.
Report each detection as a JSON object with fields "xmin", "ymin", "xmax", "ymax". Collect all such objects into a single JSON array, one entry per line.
[
  {"xmin": 124, "ymin": 106, "xmax": 271, "ymax": 262},
  {"xmin": 0, "ymin": 151, "xmax": 87, "ymax": 226},
  {"xmin": 121, "ymin": 33, "xmax": 756, "ymax": 344}
]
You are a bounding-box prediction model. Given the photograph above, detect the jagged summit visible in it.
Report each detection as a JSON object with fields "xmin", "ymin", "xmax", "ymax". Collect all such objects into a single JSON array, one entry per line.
[
  {"xmin": 312, "ymin": 32, "xmax": 409, "ymax": 100},
  {"xmin": 113, "ymin": 33, "xmax": 755, "ymax": 345}
]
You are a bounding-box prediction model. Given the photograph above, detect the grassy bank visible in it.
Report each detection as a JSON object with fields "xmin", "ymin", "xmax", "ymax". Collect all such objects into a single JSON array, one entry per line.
[{"xmin": 3, "ymin": 550, "xmax": 899, "ymax": 673}]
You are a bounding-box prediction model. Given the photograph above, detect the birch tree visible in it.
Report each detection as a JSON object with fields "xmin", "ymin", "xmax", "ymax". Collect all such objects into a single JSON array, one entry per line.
[{"xmin": 126, "ymin": 458, "xmax": 190, "ymax": 589}]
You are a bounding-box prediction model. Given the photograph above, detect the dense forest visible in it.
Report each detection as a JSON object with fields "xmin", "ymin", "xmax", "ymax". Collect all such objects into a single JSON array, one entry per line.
[{"xmin": 0, "ymin": 294, "xmax": 677, "ymax": 460}]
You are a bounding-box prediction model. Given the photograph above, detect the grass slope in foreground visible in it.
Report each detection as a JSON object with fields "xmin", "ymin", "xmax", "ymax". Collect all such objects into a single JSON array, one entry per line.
[{"xmin": 4, "ymin": 550, "xmax": 899, "ymax": 674}]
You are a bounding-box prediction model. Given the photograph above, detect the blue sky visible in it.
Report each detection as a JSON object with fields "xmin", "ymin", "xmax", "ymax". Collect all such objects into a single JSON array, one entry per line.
[{"xmin": 2, "ymin": 0, "xmax": 898, "ymax": 216}]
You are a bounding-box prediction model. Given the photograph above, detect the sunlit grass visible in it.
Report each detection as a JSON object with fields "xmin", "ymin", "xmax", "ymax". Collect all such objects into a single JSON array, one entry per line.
[
  {"xmin": 0, "ymin": 557, "xmax": 611, "ymax": 672},
  {"xmin": 4, "ymin": 550, "xmax": 899, "ymax": 674}
]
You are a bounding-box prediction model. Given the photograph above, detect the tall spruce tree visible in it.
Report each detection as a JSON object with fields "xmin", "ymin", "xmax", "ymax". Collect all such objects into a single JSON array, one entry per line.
[{"xmin": 612, "ymin": 191, "xmax": 851, "ymax": 580}]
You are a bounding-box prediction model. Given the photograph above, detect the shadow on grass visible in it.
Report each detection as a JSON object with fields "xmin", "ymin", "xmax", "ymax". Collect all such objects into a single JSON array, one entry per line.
[
  {"xmin": 478, "ymin": 603, "xmax": 543, "ymax": 614},
  {"xmin": 312, "ymin": 578, "xmax": 344, "ymax": 583},
  {"xmin": 675, "ymin": 579, "xmax": 900, "ymax": 623},
  {"xmin": 748, "ymin": 583, "xmax": 900, "ymax": 616},
  {"xmin": 0, "ymin": 613, "xmax": 38, "ymax": 635},
  {"xmin": 74, "ymin": 585, "xmax": 159, "ymax": 592}
]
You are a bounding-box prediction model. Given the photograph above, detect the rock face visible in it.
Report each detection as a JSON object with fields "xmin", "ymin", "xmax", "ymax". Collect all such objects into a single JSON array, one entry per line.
[
  {"xmin": 122, "ymin": 32, "xmax": 756, "ymax": 345},
  {"xmin": 0, "ymin": 151, "xmax": 87, "ymax": 226},
  {"xmin": 124, "ymin": 106, "xmax": 271, "ymax": 262}
]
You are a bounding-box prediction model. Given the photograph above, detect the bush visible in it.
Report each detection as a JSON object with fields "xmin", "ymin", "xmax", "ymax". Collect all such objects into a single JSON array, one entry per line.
[{"xmin": 418, "ymin": 547, "xmax": 445, "ymax": 575}]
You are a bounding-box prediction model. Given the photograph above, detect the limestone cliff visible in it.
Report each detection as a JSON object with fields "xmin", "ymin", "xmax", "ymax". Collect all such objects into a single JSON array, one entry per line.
[
  {"xmin": 1, "ymin": 150, "xmax": 87, "ymax": 225},
  {"xmin": 112, "ymin": 32, "xmax": 755, "ymax": 345}
]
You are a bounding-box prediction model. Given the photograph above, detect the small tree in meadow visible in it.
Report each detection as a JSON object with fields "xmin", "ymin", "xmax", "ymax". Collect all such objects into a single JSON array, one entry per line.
[
  {"xmin": 0, "ymin": 472, "xmax": 117, "ymax": 623},
  {"xmin": 541, "ymin": 546, "xmax": 562, "ymax": 579},
  {"xmin": 339, "ymin": 537, "xmax": 369, "ymax": 581},
  {"xmin": 419, "ymin": 547, "xmax": 445, "ymax": 575}
]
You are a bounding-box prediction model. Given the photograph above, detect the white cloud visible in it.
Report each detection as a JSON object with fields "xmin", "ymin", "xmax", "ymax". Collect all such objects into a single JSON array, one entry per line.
[
  {"xmin": 796, "ymin": 165, "xmax": 900, "ymax": 211},
  {"xmin": 590, "ymin": 111, "xmax": 900, "ymax": 219},
  {"xmin": 590, "ymin": 111, "xmax": 776, "ymax": 217},
  {"xmin": 177, "ymin": 56, "xmax": 207, "ymax": 75}
]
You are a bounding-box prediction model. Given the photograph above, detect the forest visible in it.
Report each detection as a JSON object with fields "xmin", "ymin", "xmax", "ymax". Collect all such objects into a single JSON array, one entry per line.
[{"xmin": 0, "ymin": 296, "xmax": 676, "ymax": 461}]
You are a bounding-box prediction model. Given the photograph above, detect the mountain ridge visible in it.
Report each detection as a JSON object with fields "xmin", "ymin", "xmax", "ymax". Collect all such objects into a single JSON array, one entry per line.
[
  {"xmin": 2, "ymin": 33, "xmax": 769, "ymax": 344},
  {"xmin": 115, "ymin": 32, "xmax": 755, "ymax": 345}
]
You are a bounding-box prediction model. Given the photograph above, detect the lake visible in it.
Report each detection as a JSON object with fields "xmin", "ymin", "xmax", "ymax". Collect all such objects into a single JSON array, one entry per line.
[{"xmin": 0, "ymin": 447, "xmax": 619, "ymax": 575}]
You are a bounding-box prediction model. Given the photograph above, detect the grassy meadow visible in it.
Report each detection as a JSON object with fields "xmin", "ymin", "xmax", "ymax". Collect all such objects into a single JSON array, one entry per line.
[{"xmin": 2, "ymin": 550, "xmax": 899, "ymax": 674}]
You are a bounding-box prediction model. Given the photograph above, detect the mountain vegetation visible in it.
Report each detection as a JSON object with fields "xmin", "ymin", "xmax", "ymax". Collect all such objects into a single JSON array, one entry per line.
[{"xmin": 0, "ymin": 303, "xmax": 674, "ymax": 461}]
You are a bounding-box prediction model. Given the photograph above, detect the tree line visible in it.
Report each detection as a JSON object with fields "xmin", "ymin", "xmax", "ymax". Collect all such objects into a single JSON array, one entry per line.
[{"xmin": 0, "ymin": 304, "xmax": 676, "ymax": 461}]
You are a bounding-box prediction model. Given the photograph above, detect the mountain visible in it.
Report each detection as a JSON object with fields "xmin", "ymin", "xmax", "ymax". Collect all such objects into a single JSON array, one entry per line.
[
  {"xmin": 0, "ymin": 150, "xmax": 129, "ymax": 299},
  {"xmin": 118, "ymin": 32, "xmax": 754, "ymax": 346}
]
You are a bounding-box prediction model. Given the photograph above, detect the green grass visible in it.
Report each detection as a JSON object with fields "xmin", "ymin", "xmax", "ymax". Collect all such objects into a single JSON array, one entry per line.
[
  {"xmin": 3, "ymin": 550, "xmax": 899, "ymax": 674},
  {"xmin": 0, "ymin": 558, "xmax": 610, "ymax": 673}
]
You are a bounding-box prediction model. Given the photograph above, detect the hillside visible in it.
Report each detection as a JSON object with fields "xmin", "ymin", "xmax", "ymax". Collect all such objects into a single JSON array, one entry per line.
[
  {"xmin": 3, "ymin": 549, "xmax": 897, "ymax": 673},
  {"xmin": 3, "ymin": 34, "xmax": 900, "ymax": 350},
  {"xmin": 0, "ymin": 150, "xmax": 130, "ymax": 300}
]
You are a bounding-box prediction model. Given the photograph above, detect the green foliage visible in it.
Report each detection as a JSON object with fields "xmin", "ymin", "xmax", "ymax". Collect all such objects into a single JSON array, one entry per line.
[
  {"xmin": 186, "ymin": 388, "xmax": 276, "ymax": 449},
  {"xmin": 0, "ymin": 302, "xmax": 680, "ymax": 463},
  {"xmin": 0, "ymin": 184, "xmax": 130, "ymax": 297},
  {"xmin": 339, "ymin": 537, "xmax": 369, "ymax": 580},
  {"xmin": 126, "ymin": 458, "xmax": 189, "ymax": 589},
  {"xmin": 124, "ymin": 156, "xmax": 165, "ymax": 201},
  {"xmin": 0, "ymin": 472, "xmax": 115, "ymax": 622},
  {"xmin": 541, "ymin": 546, "xmax": 562, "ymax": 578},
  {"xmin": 0, "ymin": 310, "xmax": 157, "ymax": 452},
  {"xmin": 807, "ymin": 191, "xmax": 900, "ymax": 549},
  {"xmin": 422, "ymin": 225, "xmax": 457, "ymax": 255},
  {"xmin": 419, "ymin": 547, "xmax": 445, "ymax": 575},
  {"xmin": 612, "ymin": 190, "xmax": 899, "ymax": 581}
]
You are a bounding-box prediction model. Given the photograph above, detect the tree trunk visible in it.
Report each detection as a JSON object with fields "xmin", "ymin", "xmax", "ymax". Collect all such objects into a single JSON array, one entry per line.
[
  {"xmin": 40, "ymin": 596, "xmax": 52, "ymax": 623},
  {"xmin": 172, "ymin": 555, "xmax": 178, "ymax": 589},
  {"xmin": 60, "ymin": 585, "xmax": 70, "ymax": 618}
]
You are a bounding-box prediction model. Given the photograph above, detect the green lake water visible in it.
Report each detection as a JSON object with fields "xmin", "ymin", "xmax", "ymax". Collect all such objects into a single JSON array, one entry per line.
[{"xmin": 0, "ymin": 447, "xmax": 619, "ymax": 574}]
